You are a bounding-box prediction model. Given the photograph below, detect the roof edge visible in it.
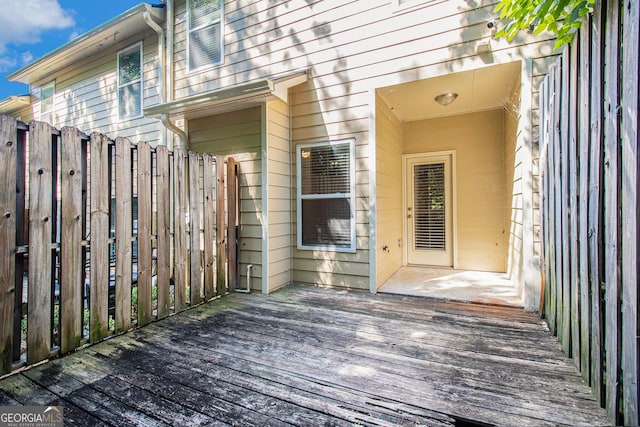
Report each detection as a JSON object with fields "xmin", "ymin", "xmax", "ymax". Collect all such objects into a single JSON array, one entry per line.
[{"xmin": 8, "ymin": 3, "xmax": 164, "ymax": 84}]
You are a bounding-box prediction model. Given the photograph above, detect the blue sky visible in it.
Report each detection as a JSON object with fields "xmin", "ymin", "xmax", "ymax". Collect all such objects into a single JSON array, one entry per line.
[{"xmin": 0, "ymin": 0, "xmax": 145, "ymax": 100}]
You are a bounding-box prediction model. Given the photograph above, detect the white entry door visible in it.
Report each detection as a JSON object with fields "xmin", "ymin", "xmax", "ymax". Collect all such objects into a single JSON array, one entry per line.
[{"xmin": 405, "ymin": 154, "xmax": 453, "ymax": 266}]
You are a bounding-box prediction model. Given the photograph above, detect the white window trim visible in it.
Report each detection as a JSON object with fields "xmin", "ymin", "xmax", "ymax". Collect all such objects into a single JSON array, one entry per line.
[
  {"xmin": 296, "ymin": 138, "xmax": 357, "ymax": 253},
  {"xmin": 187, "ymin": 0, "xmax": 225, "ymax": 73},
  {"xmin": 39, "ymin": 81, "xmax": 55, "ymax": 123},
  {"xmin": 117, "ymin": 42, "xmax": 143, "ymax": 121}
]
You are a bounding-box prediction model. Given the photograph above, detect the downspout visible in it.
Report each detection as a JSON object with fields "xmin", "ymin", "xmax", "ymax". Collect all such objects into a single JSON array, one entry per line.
[{"xmin": 144, "ymin": 4, "xmax": 187, "ymax": 149}]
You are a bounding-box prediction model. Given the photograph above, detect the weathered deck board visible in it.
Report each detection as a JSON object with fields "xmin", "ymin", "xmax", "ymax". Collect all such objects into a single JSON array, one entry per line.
[{"xmin": 0, "ymin": 286, "xmax": 609, "ymax": 426}]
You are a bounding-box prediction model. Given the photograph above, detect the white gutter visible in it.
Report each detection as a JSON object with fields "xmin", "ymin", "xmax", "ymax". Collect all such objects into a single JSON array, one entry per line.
[{"xmin": 143, "ymin": 3, "xmax": 187, "ymax": 149}]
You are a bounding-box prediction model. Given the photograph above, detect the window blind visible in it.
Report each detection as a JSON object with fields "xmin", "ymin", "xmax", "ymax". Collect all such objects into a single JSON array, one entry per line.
[{"xmin": 413, "ymin": 163, "xmax": 446, "ymax": 250}]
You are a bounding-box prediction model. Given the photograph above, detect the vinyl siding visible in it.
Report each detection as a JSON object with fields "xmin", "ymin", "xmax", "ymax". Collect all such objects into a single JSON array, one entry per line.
[
  {"xmin": 375, "ymin": 93, "xmax": 403, "ymax": 286},
  {"xmin": 189, "ymin": 107, "xmax": 263, "ymax": 289},
  {"xmin": 264, "ymin": 99, "xmax": 292, "ymax": 292},
  {"xmin": 30, "ymin": 30, "xmax": 162, "ymax": 144}
]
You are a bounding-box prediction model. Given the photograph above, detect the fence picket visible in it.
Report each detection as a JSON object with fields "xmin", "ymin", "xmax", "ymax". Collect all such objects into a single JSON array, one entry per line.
[
  {"xmin": 568, "ymin": 39, "xmax": 580, "ymax": 367},
  {"xmin": 174, "ymin": 148, "xmax": 187, "ymax": 311},
  {"xmin": 588, "ymin": 6, "xmax": 605, "ymax": 406},
  {"xmin": 603, "ymin": 0, "xmax": 621, "ymax": 421},
  {"xmin": 27, "ymin": 122, "xmax": 54, "ymax": 363},
  {"xmin": 189, "ymin": 151, "xmax": 202, "ymax": 305},
  {"xmin": 137, "ymin": 142, "xmax": 153, "ymax": 326},
  {"xmin": 577, "ymin": 27, "xmax": 592, "ymax": 384},
  {"xmin": 89, "ymin": 133, "xmax": 110, "ymax": 343},
  {"xmin": 0, "ymin": 115, "xmax": 17, "ymax": 374},
  {"xmin": 156, "ymin": 145, "xmax": 170, "ymax": 318},
  {"xmin": 60, "ymin": 127, "xmax": 84, "ymax": 353},
  {"xmin": 114, "ymin": 137, "xmax": 132, "ymax": 332},
  {"xmin": 621, "ymin": 0, "xmax": 640, "ymax": 423},
  {"xmin": 553, "ymin": 61, "xmax": 563, "ymax": 339},
  {"xmin": 203, "ymin": 154, "xmax": 215, "ymax": 300},
  {"xmin": 216, "ymin": 155, "xmax": 226, "ymax": 295}
]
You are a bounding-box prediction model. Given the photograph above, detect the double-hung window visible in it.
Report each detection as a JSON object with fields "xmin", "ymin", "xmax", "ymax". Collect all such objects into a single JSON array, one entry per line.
[
  {"xmin": 117, "ymin": 43, "xmax": 143, "ymax": 120},
  {"xmin": 297, "ymin": 139, "xmax": 356, "ymax": 253},
  {"xmin": 188, "ymin": 0, "xmax": 224, "ymax": 71},
  {"xmin": 39, "ymin": 81, "xmax": 55, "ymax": 123}
]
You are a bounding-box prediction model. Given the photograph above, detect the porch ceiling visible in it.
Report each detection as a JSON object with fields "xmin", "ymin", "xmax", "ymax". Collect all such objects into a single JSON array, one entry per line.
[{"xmin": 377, "ymin": 62, "xmax": 521, "ymax": 122}]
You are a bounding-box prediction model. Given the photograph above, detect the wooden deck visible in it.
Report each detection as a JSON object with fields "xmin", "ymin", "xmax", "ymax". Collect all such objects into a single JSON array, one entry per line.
[{"xmin": 0, "ymin": 285, "xmax": 609, "ymax": 426}]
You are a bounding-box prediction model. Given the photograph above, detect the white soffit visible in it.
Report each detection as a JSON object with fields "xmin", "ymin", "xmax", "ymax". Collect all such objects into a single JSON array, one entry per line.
[
  {"xmin": 0, "ymin": 96, "xmax": 31, "ymax": 114},
  {"xmin": 144, "ymin": 70, "xmax": 308, "ymax": 120},
  {"xmin": 377, "ymin": 62, "xmax": 522, "ymax": 122},
  {"xmin": 8, "ymin": 3, "xmax": 164, "ymax": 85}
]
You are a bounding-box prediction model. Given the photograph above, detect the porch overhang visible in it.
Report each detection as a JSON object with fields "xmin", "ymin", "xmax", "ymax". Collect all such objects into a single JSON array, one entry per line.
[
  {"xmin": 0, "ymin": 95, "xmax": 31, "ymax": 115},
  {"xmin": 143, "ymin": 70, "xmax": 308, "ymax": 120}
]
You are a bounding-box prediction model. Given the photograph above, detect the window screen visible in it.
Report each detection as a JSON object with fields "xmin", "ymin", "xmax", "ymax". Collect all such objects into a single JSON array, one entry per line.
[
  {"xmin": 188, "ymin": 0, "xmax": 224, "ymax": 70},
  {"xmin": 118, "ymin": 44, "xmax": 142, "ymax": 119},
  {"xmin": 297, "ymin": 140, "xmax": 355, "ymax": 252}
]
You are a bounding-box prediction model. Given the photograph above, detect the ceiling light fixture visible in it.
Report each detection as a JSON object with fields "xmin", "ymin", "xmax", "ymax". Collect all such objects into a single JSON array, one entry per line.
[{"xmin": 434, "ymin": 92, "xmax": 458, "ymax": 107}]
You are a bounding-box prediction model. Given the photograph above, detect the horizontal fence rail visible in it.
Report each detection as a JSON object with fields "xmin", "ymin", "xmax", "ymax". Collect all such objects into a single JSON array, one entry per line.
[
  {"xmin": 0, "ymin": 117, "xmax": 238, "ymax": 375},
  {"xmin": 539, "ymin": 0, "xmax": 639, "ymax": 425}
]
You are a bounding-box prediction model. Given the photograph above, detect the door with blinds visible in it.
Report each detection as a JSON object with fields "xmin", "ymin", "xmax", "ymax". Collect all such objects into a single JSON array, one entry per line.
[{"xmin": 405, "ymin": 154, "xmax": 453, "ymax": 266}]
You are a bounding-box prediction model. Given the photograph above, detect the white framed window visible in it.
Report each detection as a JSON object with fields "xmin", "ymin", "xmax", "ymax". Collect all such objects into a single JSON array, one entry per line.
[
  {"xmin": 39, "ymin": 81, "xmax": 55, "ymax": 123},
  {"xmin": 188, "ymin": 0, "xmax": 224, "ymax": 72},
  {"xmin": 296, "ymin": 139, "xmax": 356, "ymax": 253},
  {"xmin": 117, "ymin": 43, "xmax": 143, "ymax": 120}
]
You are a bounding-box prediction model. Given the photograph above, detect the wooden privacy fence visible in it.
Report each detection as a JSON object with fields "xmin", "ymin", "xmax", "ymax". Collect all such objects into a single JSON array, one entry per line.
[
  {"xmin": 0, "ymin": 116, "xmax": 240, "ymax": 376},
  {"xmin": 538, "ymin": 0, "xmax": 638, "ymax": 425}
]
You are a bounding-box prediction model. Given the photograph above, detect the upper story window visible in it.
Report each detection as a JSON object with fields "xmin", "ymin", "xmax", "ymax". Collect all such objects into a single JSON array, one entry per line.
[
  {"xmin": 39, "ymin": 81, "xmax": 55, "ymax": 123},
  {"xmin": 118, "ymin": 43, "xmax": 143, "ymax": 120},
  {"xmin": 188, "ymin": 0, "xmax": 224, "ymax": 71},
  {"xmin": 296, "ymin": 139, "xmax": 356, "ymax": 253}
]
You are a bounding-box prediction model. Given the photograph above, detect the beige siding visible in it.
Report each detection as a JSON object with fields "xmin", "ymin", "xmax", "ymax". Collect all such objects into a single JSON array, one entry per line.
[
  {"xmin": 264, "ymin": 99, "xmax": 292, "ymax": 292},
  {"xmin": 404, "ymin": 110, "xmax": 507, "ymax": 272},
  {"xmin": 167, "ymin": 0, "xmax": 557, "ymax": 291},
  {"xmin": 375, "ymin": 93, "xmax": 403, "ymax": 286},
  {"xmin": 189, "ymin": 107, "xmax": 263, "ymax": 288},
  {"xmin": 31, "ymin": 31, "xmax": 162, "ymax": 144}
]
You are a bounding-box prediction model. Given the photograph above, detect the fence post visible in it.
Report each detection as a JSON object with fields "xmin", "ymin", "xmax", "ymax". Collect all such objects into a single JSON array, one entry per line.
[
  {"xmin": 216, "ymin": 155, "xmax": 226, "ymax": 295},
  {"xmin": 227, "ymin": 157, "xmax": 238, "ymax": 292},
  {"xmin": 0, "ymin": 115, "xmax": 17, "ymax": 374}
]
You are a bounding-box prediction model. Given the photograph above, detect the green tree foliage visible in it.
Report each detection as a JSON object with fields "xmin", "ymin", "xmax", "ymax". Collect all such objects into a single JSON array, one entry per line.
[{"xmin": 493, "ymin": 0, "xmax": 595, "ymax": 47}]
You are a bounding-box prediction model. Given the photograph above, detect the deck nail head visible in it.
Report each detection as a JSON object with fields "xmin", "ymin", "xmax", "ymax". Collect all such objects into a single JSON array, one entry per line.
[
  {"xmin": 6, "ymin": 140, "xmax": 13, "ymax": 147},
  {"xmin": 4, "ymin": 212, "xmax": 10, "ymax": 218}
]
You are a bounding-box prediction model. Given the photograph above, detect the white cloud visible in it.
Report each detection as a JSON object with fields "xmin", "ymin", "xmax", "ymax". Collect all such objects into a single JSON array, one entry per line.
[
  {"xmin": 21, "ymin": 51, "xmax": 33, "ymax": 65},
  {"xmin": 0, "ymin": 56, "xmax": 17, "ymax": 72},
  {"xmin": 0, "ymin": 0, "xmax": 74, "ymax": 53}
]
